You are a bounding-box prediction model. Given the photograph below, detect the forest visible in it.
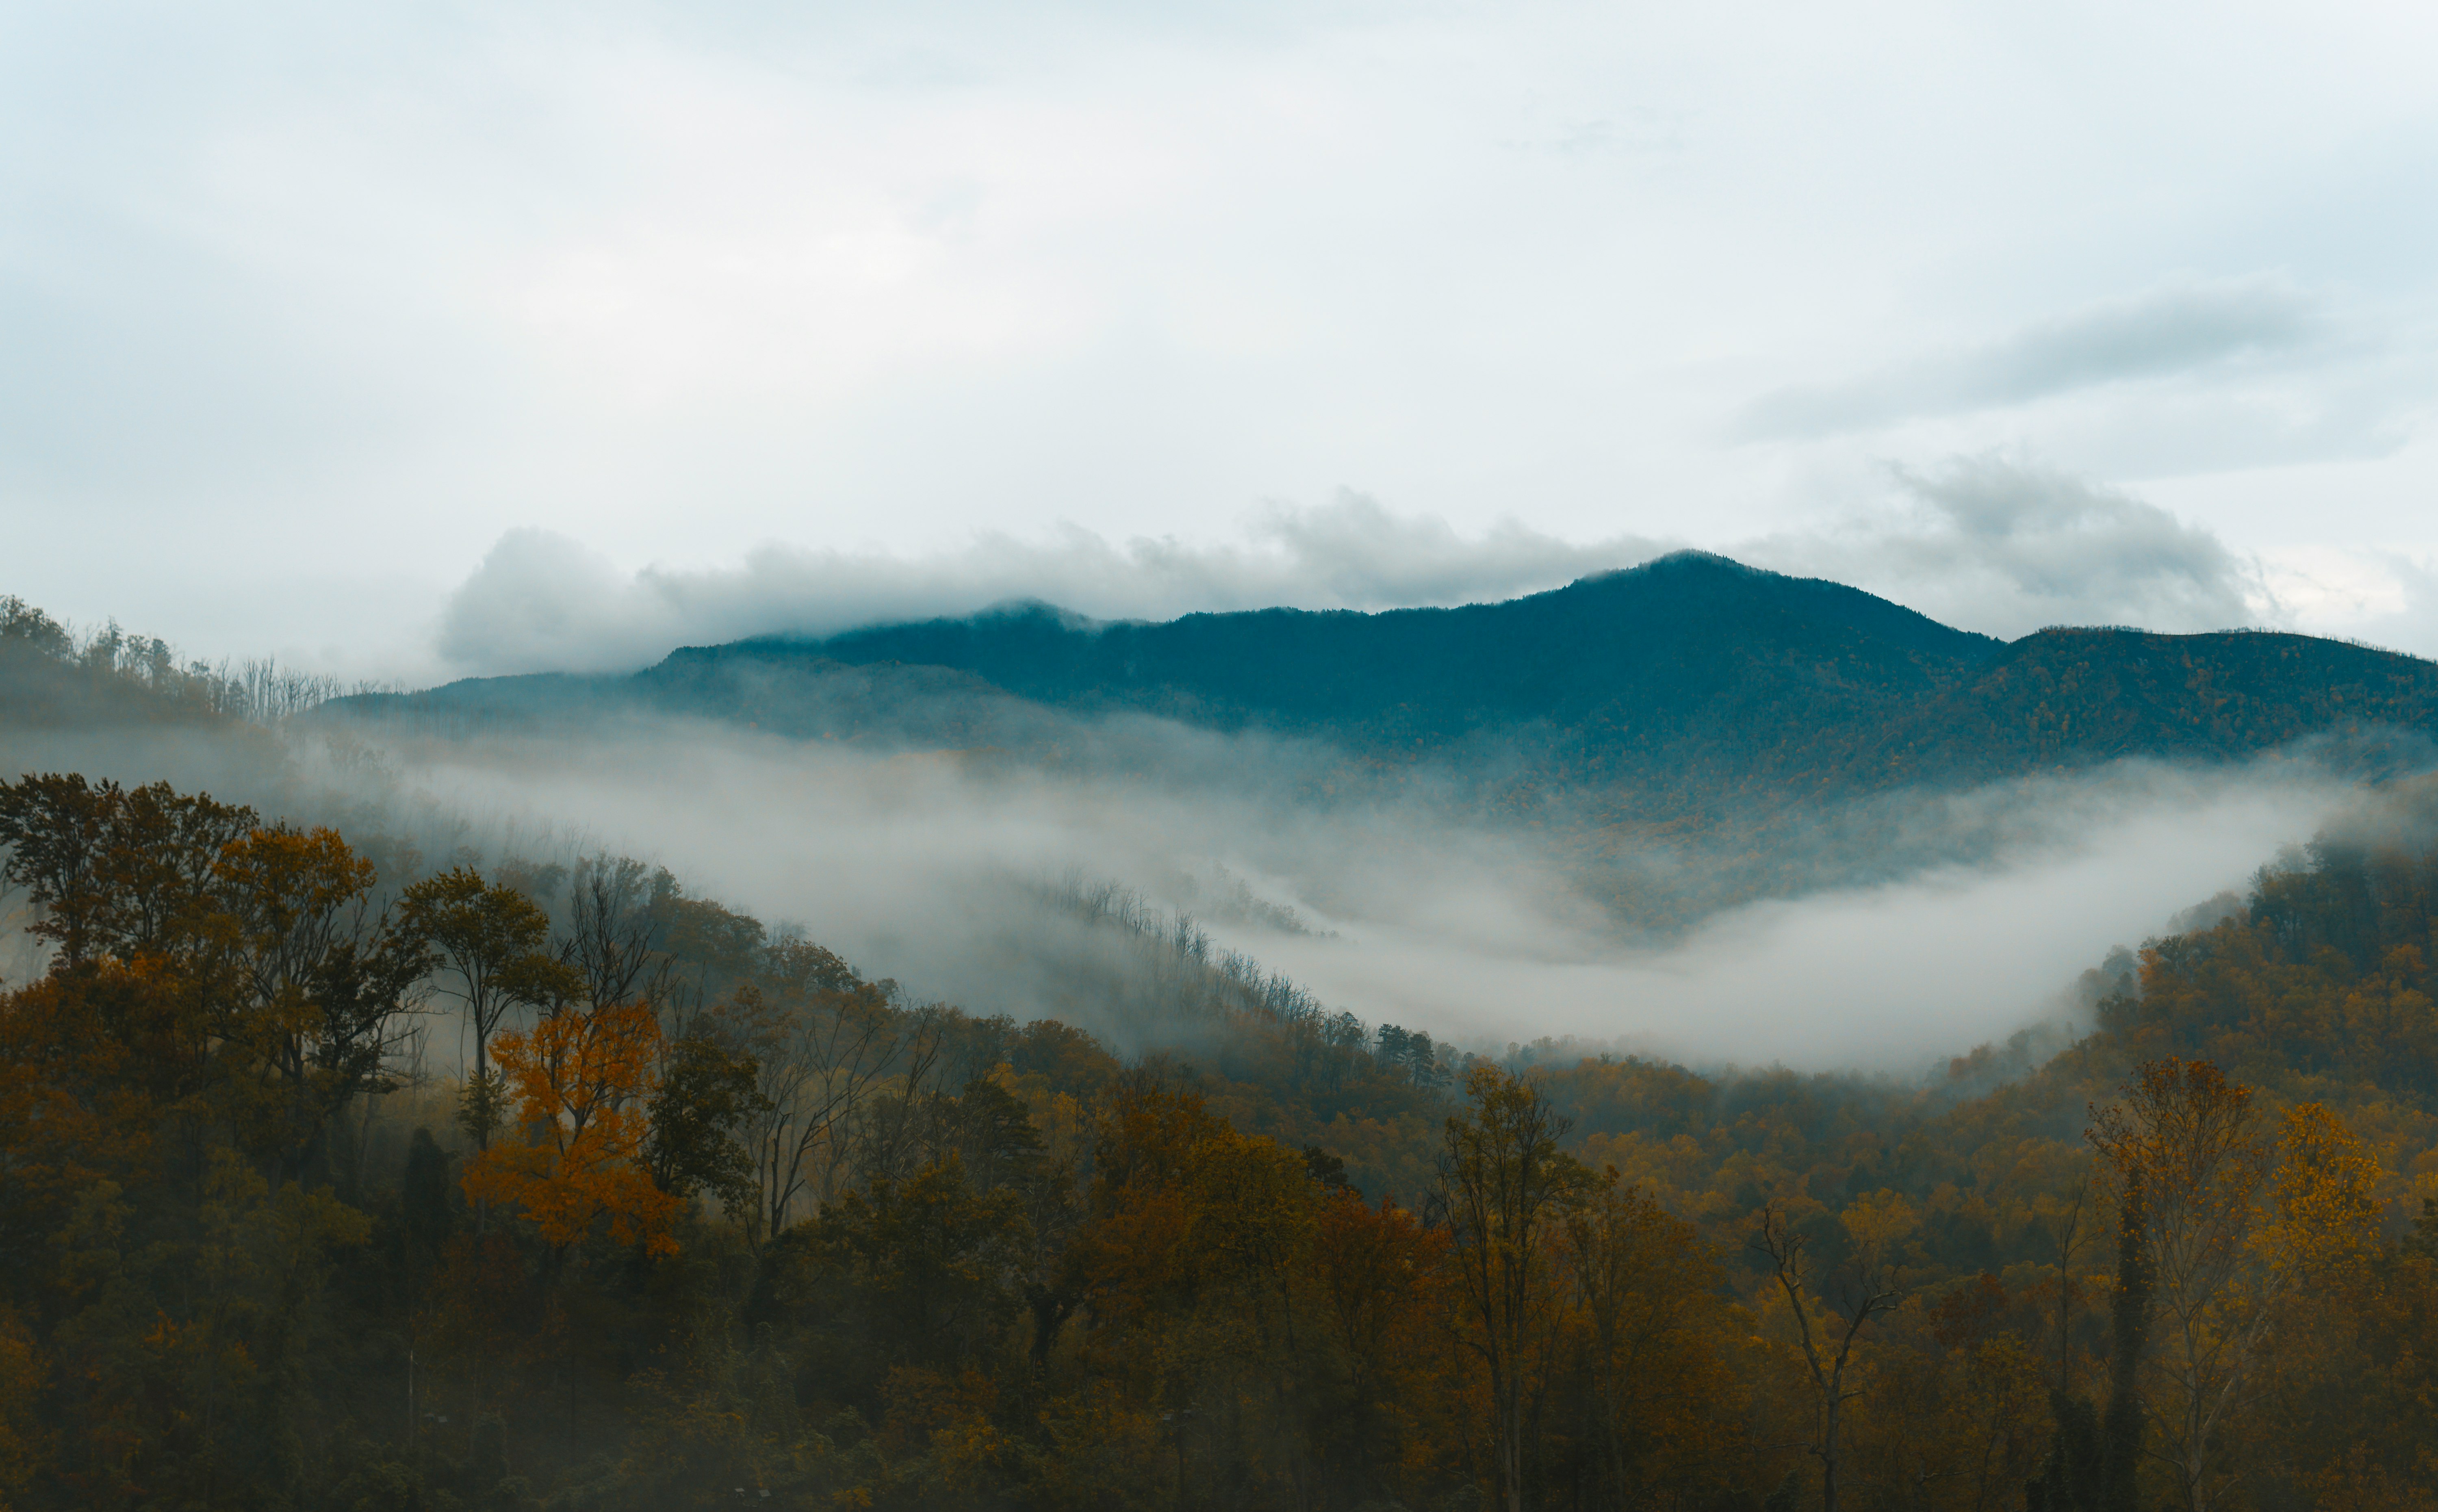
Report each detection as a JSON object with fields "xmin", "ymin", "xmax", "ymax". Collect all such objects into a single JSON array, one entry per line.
[{"xmin": 4, "ymin": 596, "xmax": 2438, "ymax": 1512}]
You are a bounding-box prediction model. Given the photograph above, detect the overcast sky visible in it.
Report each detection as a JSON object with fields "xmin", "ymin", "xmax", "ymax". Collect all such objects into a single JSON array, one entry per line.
[{"xmin": 5, "ymin": 0, "xmax": 2437, "ymax": 680}]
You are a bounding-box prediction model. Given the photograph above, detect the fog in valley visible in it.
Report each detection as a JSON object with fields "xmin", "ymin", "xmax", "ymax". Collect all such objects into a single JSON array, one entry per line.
[{"xmin": 0, "ymin": 693, "xmax": 2362, "ymax": 1074}]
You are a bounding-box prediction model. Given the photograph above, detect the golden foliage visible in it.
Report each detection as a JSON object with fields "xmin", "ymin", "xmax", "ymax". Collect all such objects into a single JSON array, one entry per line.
[{"xmin": 462, "ymin": 999, "xmax": 681, "ymax": 1255}]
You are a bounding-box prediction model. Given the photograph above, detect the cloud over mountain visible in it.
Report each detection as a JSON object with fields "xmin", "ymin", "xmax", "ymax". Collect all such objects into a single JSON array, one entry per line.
[
  {"xmin": 437, "ymin": 496, "xmax": 1672, "ymax": 675},
  {"xmin": 437, "ymin": 461, "xmax": 2272, "ymax": 677},
  {"xmin": 1742, "ymin": 454, "xmax": 2267, "ymax": 636}
]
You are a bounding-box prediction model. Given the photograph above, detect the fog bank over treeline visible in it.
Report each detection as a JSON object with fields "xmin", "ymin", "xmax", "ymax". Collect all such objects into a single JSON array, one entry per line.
[{"xmin": 0, "ymin": 586, "xmax": 2381, "ymax": 1067}]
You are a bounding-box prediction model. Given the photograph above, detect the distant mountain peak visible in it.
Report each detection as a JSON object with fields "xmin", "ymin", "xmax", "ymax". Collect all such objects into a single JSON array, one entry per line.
[{"xmin": 1621, "ymin": 547, "xmax": 1759, "ymax": 575}]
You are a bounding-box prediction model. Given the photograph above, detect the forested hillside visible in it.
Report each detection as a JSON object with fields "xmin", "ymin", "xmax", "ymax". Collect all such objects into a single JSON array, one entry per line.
[
  {"xmin": 5, "ymin": 759, "xmax": 2438, "ymax": 1512},
  {"xmin": 733, "ymin": 551, "xmax": 1999, "ymax": 744},
  {"xmin": 2, "ymin": 596, "xmax": 351, "ymax": 734},
  {"xmin": 356, "ymin": 552, "xmax": 2438, "ymax": 800}
]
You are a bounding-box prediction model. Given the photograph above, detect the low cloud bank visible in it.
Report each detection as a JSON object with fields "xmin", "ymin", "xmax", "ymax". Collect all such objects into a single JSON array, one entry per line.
[
  {"xmin": 1254, "ymin": 779, "xmax": 2322, "ymax": 1065},
  {"xmin": 375, "ymin": 712, "xmax": 2343, "ymax": 1072},
  {"xmin": 2, "ymin": 679, "xmax": 2362, "ymax": 1072},
  {"xmin": 437, "ymin": 462, "xmax": 2273, "ymax": 677},
  {"xmin": 436, "ymin": 497, "xmax": 1670, "ymax": 676}
]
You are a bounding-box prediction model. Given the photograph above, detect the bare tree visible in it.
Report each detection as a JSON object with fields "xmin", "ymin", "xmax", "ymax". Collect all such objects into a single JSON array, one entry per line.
[
  {"xmin": 845, "ymin": 1003, "xmax": 957, "ymax": 1188},
  {"xmin": 730, "ymin": 976, "xmax": 906, "ymax": 1240},
  {"xmin": 1753, "ymin": 1202, "xmax": 1908, "ymax": 1512},
  {"xmin": 558, "ymin": 855, "xmax": 669, "ymax": 1013}
]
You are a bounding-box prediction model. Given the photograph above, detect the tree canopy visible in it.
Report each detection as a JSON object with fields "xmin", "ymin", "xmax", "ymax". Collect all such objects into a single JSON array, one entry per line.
[{"xmin": 3, "ymin": 768, "xmax": 2436, "ymax": 1511}]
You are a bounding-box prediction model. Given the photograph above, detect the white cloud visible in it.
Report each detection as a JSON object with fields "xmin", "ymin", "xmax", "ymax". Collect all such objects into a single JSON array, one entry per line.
[
  {"xmin": 4, "ymin": 0, "xmax": 2437, "ymax": 677},
  {"xmin": 436, "ymin": 463, "xmax": 2275, "ymax": 676},
  {"xmin": 1744, "ymin": 455, "xmax": 2267, "ymax": 638},
  {"xmin": 436, "ymin": 495, "xmax": 1671, "ymax": 674},
  {"xmin": 1735, "ymin": 278, "xmax": 2324, "ymax": 439}
]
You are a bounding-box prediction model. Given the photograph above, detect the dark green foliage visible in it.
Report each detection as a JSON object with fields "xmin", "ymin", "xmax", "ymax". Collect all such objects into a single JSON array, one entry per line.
[
  {"xmin": 834, "ymin": 1156, "xmax": 1029, "ymax": 1364},
  {"xmin": 0, "ymin": 597, "xmax": 73, "ymax": 659},
  {"xmin": 2409, "ymin": 1196, "xmax": 2438, "ymax": 1260},
  {"xmin": 405, "ymin": 1127, "xmax": 455, "ymax": 1261},
  {"xmin": 2025, "ymin": 1391, "xmax": 2101, "ymax": 1512},
  {"xmin": 934, "ymin": 1074, "xmax": 1046, "ymax": 1190},
  {"xmin": 644, "ymin": 1034, "xmax": 768, "ymax": 1211},
  {"xmin": 1303, "ymin": 1143, "xmax": 1351, "ymax": 1189}
]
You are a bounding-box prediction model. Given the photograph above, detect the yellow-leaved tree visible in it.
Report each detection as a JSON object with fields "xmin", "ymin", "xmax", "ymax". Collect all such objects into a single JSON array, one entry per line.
[{"xmin": 2089, "ymin": 1059, "xmax": 2384, "ymax": 1512}]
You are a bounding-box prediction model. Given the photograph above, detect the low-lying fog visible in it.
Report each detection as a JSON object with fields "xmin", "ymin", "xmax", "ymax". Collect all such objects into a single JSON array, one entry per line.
[
  {"xmin": 347, "ymin": 711, "xmax": 2343, "ymax": 1071},
  {"xmin": 0, "ymin": 698, "xmax": 2358, "ymax": 1070}
]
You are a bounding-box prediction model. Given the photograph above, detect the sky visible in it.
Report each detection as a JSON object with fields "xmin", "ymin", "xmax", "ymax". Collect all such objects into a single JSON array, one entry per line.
[{"xmin": 6, "ymin": 0, "xmax": 2438, "ymax": 681}]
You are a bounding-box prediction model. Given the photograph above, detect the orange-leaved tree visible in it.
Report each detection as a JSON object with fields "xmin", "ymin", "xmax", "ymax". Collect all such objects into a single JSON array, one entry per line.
[{"xmin": 461, "ymin": 998, "xmax": 680, "ymax": 1258}]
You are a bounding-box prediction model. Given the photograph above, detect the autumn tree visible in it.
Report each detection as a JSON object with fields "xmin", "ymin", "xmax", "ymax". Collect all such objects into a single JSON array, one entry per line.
[
  {"xmin": 1311, "ymin": 1187, "xmax": 1452, "ymax": 1501},
  {"xmin": 1434, "ymin": 1065, "xmax": 1585, "ymax": 1512},
  {"xmin": 461, "ymin": 997, "xmax": 680, "ymax": 1258},
  {"xmin": 1561, "ymin": 1167, "xmax": 1737, "ymax": 1506},
  {"xmin": 1753, "ymin": 1193, "xmax": 1911, "ymax": 1512},
  {"xmin": 210, "ymin": 824, "xmax": 429, "ymax": 1179},
  {"xmin": 0, "ymin": 779, "xmax": 422, "ymax": 1188},
  {"xmin": 2088, "ymin": 1059, "xmax": 2384, "ymax": 1512},
  {"xmin": 0, "ymin": 774, "xmax": 253, "ymax": 970},
  {"xmin": 397, "ymin": 867, "xmax": 570, "ymax": 1152}
]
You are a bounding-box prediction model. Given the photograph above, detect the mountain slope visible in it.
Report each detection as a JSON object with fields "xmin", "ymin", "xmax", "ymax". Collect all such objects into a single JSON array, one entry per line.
[
  {"xmin": 681, "ymin": 551, "xmax": 2003, "ymax": 745},
  {"xmin": 336, "ymin": 551, "xmax": 2438, "ymax": 819},
  {"xmin": 1865, "ymin": 626, "xmax": 2438, "ymax": 783}
]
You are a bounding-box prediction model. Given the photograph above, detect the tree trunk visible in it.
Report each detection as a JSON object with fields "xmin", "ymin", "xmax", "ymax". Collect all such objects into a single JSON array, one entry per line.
[{"xmin": 2100, "ymin": 1178, "xmax": 2152, "ymax": 1512}]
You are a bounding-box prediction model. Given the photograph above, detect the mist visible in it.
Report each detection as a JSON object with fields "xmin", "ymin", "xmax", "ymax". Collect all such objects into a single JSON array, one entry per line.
[
  {"xmin": 0, "ymin": 625, "xmax": 2368, "ymax": 1073},
  {"xmin": 271, "ymin": 703, "xmax": 2344, "ymax": 1073}
]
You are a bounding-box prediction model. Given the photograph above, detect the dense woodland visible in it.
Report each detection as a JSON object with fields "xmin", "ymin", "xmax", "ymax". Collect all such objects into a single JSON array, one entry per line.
[
  {"xmin": 5, "ymin": 594, "xmax": 2438, "ymax": 1511},
  {"xmin": 3, "ymin": 765, "xmax": 2436, "ymax": 1512}
]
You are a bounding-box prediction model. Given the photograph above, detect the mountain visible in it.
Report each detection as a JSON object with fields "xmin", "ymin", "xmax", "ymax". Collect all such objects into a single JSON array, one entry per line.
[
  {"xmin": 730, "ymin": 551, "xmax": 2002, "ymax": 740},
  {"xmin": 320, "ymin": 553, "xmax": 2438, "ymax": 926},
  {"xmin": 345, "ymin": 550, "xmax": 2438, "ymax": 805}
]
